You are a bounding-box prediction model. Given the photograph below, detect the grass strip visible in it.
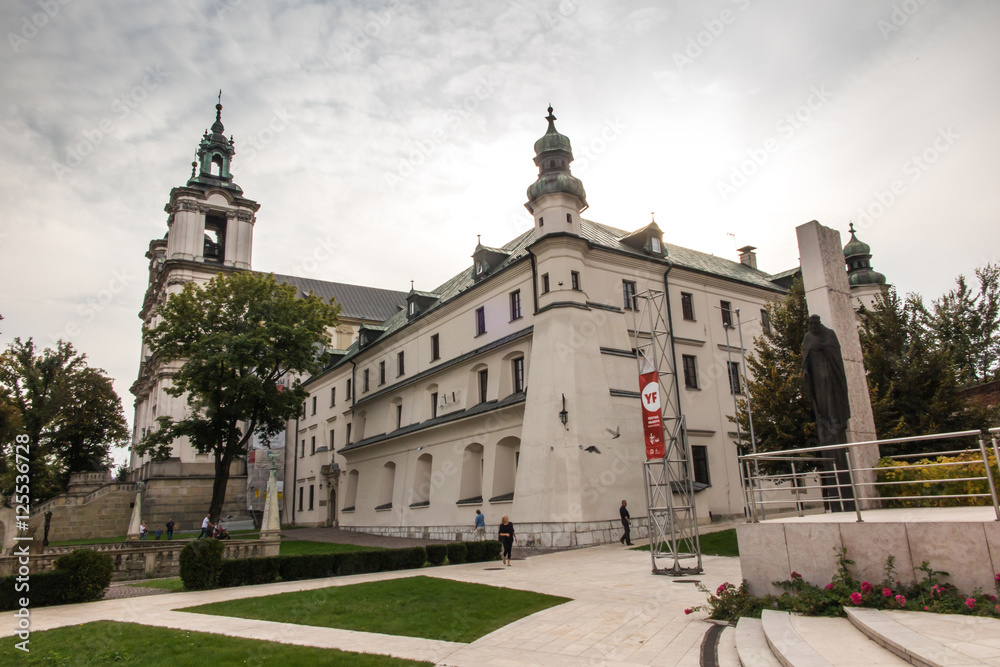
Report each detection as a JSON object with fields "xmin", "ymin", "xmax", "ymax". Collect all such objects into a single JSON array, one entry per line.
[
  {"xmin": 182, "ymin": 575, "xmax": 569, "ymax": 643},
  {"xmin": 632, "ymin": 528, "xmax": 739, "ymax": 556}
]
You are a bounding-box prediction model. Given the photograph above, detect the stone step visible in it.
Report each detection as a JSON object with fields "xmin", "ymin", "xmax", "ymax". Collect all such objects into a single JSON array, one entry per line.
[
  {"xmin": 735, "ymin": 617, "xmax": 782, "ymax": 667},
  {"xmin": 881, "ymin": 609, "xmax": 1000, "ymax": 665},
  {"xmin": 717, "ymin": 625, "xmax": 740, "ymax": 666},
  {"xmin": 845, "ymin": 608, "xmax": 983, "ymax": 666},
  {"xmin": 762, "ymin": 610, "xmax": 908, "ymax": 666}
]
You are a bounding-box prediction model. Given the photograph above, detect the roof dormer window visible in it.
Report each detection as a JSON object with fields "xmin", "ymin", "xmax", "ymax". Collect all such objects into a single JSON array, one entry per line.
[{"xmin": 650, "ymin": 236, "xmax": 661, "ymax": 253}]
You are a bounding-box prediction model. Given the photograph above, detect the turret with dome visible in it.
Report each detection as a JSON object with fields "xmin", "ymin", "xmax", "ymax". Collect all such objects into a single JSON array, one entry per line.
[{"xmin": 525, "ymin": 106, "xmax": 587, "ymax": 238}]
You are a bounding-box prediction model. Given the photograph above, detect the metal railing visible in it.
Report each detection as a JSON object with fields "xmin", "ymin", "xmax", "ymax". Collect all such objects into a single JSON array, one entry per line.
[{"xmin": 738, "ymin": 427, "xmax": 1000, "ymax": 522}]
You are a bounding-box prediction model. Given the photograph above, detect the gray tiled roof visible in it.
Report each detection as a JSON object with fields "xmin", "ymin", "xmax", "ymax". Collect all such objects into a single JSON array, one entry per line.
[
  {"xmin": 312, "ymin": 220, "xmax": 785, "ymax": 373},
  {"xmin": 270, "ymin": 274, "xmax": 408, "ymax": 322}
]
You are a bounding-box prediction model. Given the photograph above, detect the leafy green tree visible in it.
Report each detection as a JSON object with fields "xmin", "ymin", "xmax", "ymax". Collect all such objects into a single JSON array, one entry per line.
[
  {"xmin": 860, "ymin": 287, "xmax": 970, "ymax": 446},
  {"xmin": 931, "ymin": 264, "xmax": 1000, "ymax": 386},
  {"xmin": 137, "ymin": 272, "xmax": 340, "ymax": 522},
  {"xmin": 733, "ymin": 277, "xmax": 815, "ymax": 470},
  {"xmin": 0, "ymin": 339, "xmax": 127, "ymax": 501}
]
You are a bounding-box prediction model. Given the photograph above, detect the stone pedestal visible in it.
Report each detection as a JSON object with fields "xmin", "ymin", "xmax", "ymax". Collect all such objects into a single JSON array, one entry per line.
[
  {"xmin": 796, "ymin": 221, "xmax": 879, "ymax": 507},
  {"xmin": 125, "ymin": 484, "xmax": 143, "ymax": 542},
  {"xmin": 259, "ymin": 451, "xmax": 281, "ymax": 541}
]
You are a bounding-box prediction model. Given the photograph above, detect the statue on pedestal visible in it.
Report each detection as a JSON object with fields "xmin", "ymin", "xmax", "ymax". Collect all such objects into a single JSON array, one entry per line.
[{"xmin": 802, "ymin": 314, "xmax": 853, "ymax": 510}]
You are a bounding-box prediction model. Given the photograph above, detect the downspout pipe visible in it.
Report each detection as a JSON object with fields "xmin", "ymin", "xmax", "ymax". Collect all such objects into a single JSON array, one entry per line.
[
  {"xmin": 527, "ymin": 248, "xmax": 540, "ymax": 314},
  {"xmin": 291, "ymin": 415, "xmax": 299, "ymax": 524}
]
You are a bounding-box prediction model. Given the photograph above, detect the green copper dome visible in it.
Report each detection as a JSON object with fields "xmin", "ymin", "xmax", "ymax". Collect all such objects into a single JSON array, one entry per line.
[
  {"xmin": 526, "ymin": 106, "xmax": 587, "ymax": 207},
  {"xmin": 843, "ymin": 223, "xmax": 871, "ymax": 259},
  {"xmin": 843, "ymin": 223, "xmax": 885, "ymax": 286}
]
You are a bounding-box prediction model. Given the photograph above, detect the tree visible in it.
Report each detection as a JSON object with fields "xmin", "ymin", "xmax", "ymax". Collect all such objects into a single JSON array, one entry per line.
[
  {"xmin": 931, "ymin": 264, "xmax": 1000, "ymax": 386},
  {"xmin": 859, "ymin": 287, "xmax": 971, "ymax": 447},
  {"xmin": 0, "ymin": 339, "xmax": 127, "ymax": 501},
  {"xmin": 136, "ymin": 272, "xmax": 340, "ymax": 522},
  {"xmin": 733, "ymin": 277, "xmax": 815, "ymax": 470}
]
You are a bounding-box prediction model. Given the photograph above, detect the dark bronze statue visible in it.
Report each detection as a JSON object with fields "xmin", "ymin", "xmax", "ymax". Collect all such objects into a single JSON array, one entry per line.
[
  {"xmin": 43, "ymin": 510, "xmax": 52, "ymax": 546},
  {"xmin": 801, "ymin": 314, "xmax": 853, "ymax": 510}
]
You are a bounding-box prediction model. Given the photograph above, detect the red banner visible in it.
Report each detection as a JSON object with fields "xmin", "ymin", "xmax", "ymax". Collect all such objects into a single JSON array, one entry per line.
[{"xmin": 639, "ymin": 370, "xmax": 665, "ymax": 460}]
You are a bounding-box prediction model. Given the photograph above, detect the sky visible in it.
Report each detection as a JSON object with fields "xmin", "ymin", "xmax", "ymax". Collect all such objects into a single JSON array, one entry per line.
[{"xmin": 1, "ymin": 0, "xmax": 998, "ymax": 458}]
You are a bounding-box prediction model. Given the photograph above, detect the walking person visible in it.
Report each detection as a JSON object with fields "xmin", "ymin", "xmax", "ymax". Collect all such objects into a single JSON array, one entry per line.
[
  {"xmin": 165, "ymin": 517, "xmax": 175, "ymax": 540},
  {"xmin": 474, "ymin": 509, "xmax": 486, "ymax": 541},
  {"xmin": 139, "ymin": 521, "xmax": 148, "ymax": 540},
  {"xmin": 197, "ymin": 513, "xmax": 213, "ymax": 540},
  {"xmin": 498, "ymin": 515, "xmax": 516, "ymax": 566},
  {"xmin": 619, "ymin": 499, "xmax": 633, "ymax": 546}
]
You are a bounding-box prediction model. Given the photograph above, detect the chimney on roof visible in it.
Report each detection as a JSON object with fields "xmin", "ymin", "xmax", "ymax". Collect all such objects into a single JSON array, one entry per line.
[{"xmin": 737, "ymin": 245, "xmax": 757, "ymax": 270}]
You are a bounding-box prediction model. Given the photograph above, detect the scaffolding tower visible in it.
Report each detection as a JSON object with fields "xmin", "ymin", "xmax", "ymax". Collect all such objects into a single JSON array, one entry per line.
[{"xmin": 633, "ymin": 288, "xmax": 703, "ymax": 576}]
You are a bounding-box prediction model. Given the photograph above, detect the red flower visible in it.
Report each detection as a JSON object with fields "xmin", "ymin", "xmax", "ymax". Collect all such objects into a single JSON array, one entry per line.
[
  {"xmin": 791, "ymin": 571, "xmax": 802, "ymax": 579},
  {"xmin": 965, "ymin": 598, "xmax": 976, "ymax": 610},
  {"xmin": 882, "ymin": 588, "xmax": 892, "ymax": 597},
  {"xmin": 825, "ymin": 583, "xmax": 834, "ymax": 590},
  {"xmin": 924, "ymin": 606, "xmax": 930, "ymax": 611},
  {"xmin": 895, "ymin": 595, "xmax": 906, "ymax": 607},
  {"xmin": 684, "ymin": 608, "xmax": 693, "ymax": 615},
  {"xmin": 861, "ymin": 581, "xmax": 872, "ymax": 593},
  {"xmin": 850, "ymin": 592, "xmax": 863, "ymax": 605}
]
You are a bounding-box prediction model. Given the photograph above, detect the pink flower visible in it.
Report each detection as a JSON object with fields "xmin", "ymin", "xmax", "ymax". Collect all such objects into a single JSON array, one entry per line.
[
  {"xmin": 995, "ymin": 573, "xmax": 1000, "ymax": 582},
  {"xmin": 684, "ymin": 608, "xmax": 693, "ymax": 615},
  {"xmin": 850, "ymin": 592, "xmax": 863, "ymax": 605},
  {"xmin": 965, "ymin": 598, "xmax": 976, "ymax": 610},
  {"xmin": 716, "ymin": 583, "xmax": 729, "ymax": 596},
  {"xmin": 861, "ymin": 582, "xmax": 872, "ymax": 593},
  {"xmin": 895, "ymin": 595, "xmax": 906, "ymax": 607},
  {"xmin": 924, "ymin": 606, "xmax": 930, "ymax": 611},
  {"xmin": 826, "ymin": 583, "xmax": 834, "ymax": 590},
  {"xmin": 791, "ymin": 571, "xmax": 802, "ymax": 579},
  {"xmin": 882, "ymin": 588, "xmax": 892, "ymax": 597}
]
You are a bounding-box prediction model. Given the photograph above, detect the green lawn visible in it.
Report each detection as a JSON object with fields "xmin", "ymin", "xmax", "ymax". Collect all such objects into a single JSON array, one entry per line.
[
  {"xmin": 632, "ymin": 528, "xmax": 739, "ymax": 556},
  {"xmin": 182, "ymin": 575, "xmax": 570, "ymax": 643},
  {"xmin": 0, "ymin": 621, "xmax": 431, "ymax": 666},
  {"xmin": 129, "ymin": 578, "xmax": 187, "ymax": 593},
  {"xmin": 279, "ymin": 540, "xmax": 382, "ymax": 556}
]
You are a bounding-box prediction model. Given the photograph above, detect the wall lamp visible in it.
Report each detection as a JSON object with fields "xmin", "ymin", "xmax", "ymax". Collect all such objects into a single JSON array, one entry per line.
[{"xmin": 559, "ymin": 393, "xmax": 569, "ymax": 429}]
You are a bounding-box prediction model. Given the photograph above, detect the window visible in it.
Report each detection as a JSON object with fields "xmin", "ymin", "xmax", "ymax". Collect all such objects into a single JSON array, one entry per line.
[
  {"xmin": 650, "ymin": 236, "xmax": 661, "ymax": 253},
  {"xmin": 298, "ymin": 486, "xmax": 304, "ymax": 512},
  {"xmin": 408, "ymin": 301, "xmax": 416, "ymax": 316},
  {"xmin": 362, "ymin": 368, "xmax": 370, "ymax": 392},
  {"xmin": 310, "ymin": 436, "xmax": 316, "ymax": 455},
  {"xmin": 761, "ymin": 308, "xmax": 771, "ymax": 335},
  {"xmin": 397, "ymin": 351, "xmax": 405, "ymax": 376},
  {"xmin": 431, "ymin": 333, "xmax": 440, "ymax": 361},
  {"xmin": 478, "ymin": 368, "xmax": 488, "ymax": 403},
  {"xmin": 475, "ymin": 261, "xmax": 487, "ymax": 276},
  {"xmin": 728, "ymin": 361, "xmax": 742, "ymax": 395},
  {"xmin": 510, "ymin": 290, "xmax": 522, "ymax": 320},
  {"xmin": 539, "ymin": 216, "xmax": 544, "ymax": 227},
  {"xmin": 681, "ymin": 292, "xmax": 695, "ymax": 321},
  {"xmin": 682, "ymin": 354, "xmax": 698, "ymax": 389},
  {"xmin": 541, "ymin": 273, "xmax": 550, "ymax": 294},
  {"xmin": 330, "ymin": 386, "xmax": 336, "ymax": 406},
  {"xmin": 571, "ymin": 271, "xmax": 580, "ymax": 290},
  {"xmin": 692, "ymin": 445, "xmax": 710, "ymax": 486},
  {"xmin": 566, "ymin": 213, "xmax": 572, "ymax": 223},
  {"xmin": 475, "ymin": 306, "xmax": 486, "ymax": 336},
  {"xmin": 300, "ymin": 440, "xmax": 305, "ymax": 458},
  {"xmin": 395, "ymin": 404, "xmax": 403, "ymax": 429},
  {"xmin": 329, "ymin": 429, "xmax": 335, "ymax": 449},
  {"xmin": 345, "ymin": 422, "xmax": 352, "ymax": 444},
  {"xmin": 308, "ymin": 485, "xmax": 314, "ymax": 510},
  {"xmin": 623, "ymin": 280, "xmax": 637, "ymax": 310},
  {"xmin": 311, "ymin": 396, "xmax": 316, "ymax": 415},
  {"xmin": 430, "ymin": 392, "xmax": 438, "ymax": 419},
  {"xmin": 721, "ymin": 300, "xmax": 733, "ymax": 328},
  {"xmin": 512, "ymin": 357, "xmax": 525, "ymax": 393},
  {"xmin": 379, "ymin": 361, "xmax": 386, "ymax": 385},
  {"xmin": 301, "ymin": 401, "xmax": 306, "ymax": 418},
  {"xmin": 346, "ymin": 379, "xmax": 352, "ymax": 400},
  {"xmin": 413, "ymin": 454, "xmax": 433, "ymax": 505}
]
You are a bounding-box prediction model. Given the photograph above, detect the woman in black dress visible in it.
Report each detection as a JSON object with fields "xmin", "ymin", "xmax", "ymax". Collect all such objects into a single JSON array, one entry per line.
[{"xmin": 498, "ymin": 515, "xmax": 516, "ymax": 566}]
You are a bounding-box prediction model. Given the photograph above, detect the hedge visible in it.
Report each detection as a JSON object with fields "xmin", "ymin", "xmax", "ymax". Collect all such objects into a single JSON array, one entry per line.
[
  {"xmin": 466, "ymin": 540, "xmax": 501, "ymax": 563},
  {"xmin": 446, "ymin": 542, "xmax": 468, "ymax": 564},
  {"xmin": 179, "ymin": 539, "xmax": 225, "ymax": 590},
  {"xmin": 0, "ymin": 549, "xmax": 113, "ymax": 611},
  {"xmin": 426, "ymin": 544, "xmax": 448, "ymax": 566}
]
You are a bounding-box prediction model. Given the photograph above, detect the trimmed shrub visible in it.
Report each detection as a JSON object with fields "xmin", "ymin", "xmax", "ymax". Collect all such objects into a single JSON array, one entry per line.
[
  {"xmin": 466, "ymin": 540, "xmax": 502, "ymax": 563},
  {"xmin": 426, "ymin": 544, "xmax": 447, "ymax": 566},
  {"xmin": 219, "ymin": 556, "xmax": 280, "ymax": 587},
  {"xmin": 446, "ymin": 542, "xmax": 468, "ymax": 565},
  {"xmin": 0, "ymin": 570, "xmax": 71, "ymax": 611},
  {"xmin": 53, "ymin": 549, "xmax": 114, "ymax": 603},
  {"xmin": 387, "ymin": 546, "xmax": 426, "ymax": 570},
  {"xmin": 278, "ymin": 553, "xmax": 337, "ymax": 581},
  {"xmin": 179, "ymin": 539, "xmax": 225, "ymax": 590}
]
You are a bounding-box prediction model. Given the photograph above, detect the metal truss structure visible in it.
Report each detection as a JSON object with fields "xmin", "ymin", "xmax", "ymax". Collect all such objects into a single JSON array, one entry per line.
[{"xmin": 633, "ymin": 288, "xmax": 703, "ymax": 576}]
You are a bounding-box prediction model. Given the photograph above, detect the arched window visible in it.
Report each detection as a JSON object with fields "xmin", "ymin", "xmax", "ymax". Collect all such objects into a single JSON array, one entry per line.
[
  {"xmin": 344, "ymin": 470, "xmax": 359, "ymax": 510},
  {"xmin": 491, "ymin": 437, "xmax": 520, "ymax": 501},
  {"xmin": 411, "ymin": 453, "xmax": 432, "ymax": 506},
  {"xmin": 458, "ymin": 443, "xmax": 484, "ymax": 503},
  {"xmin": 377, "ymin": 462, "xmax": 395, "ymax": 509}
]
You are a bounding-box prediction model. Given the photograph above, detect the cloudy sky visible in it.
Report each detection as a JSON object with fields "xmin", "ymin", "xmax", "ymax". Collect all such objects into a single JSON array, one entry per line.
[{"xmin": 2, "ymin": 0, "xmax": 998, "ymax": 452}]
